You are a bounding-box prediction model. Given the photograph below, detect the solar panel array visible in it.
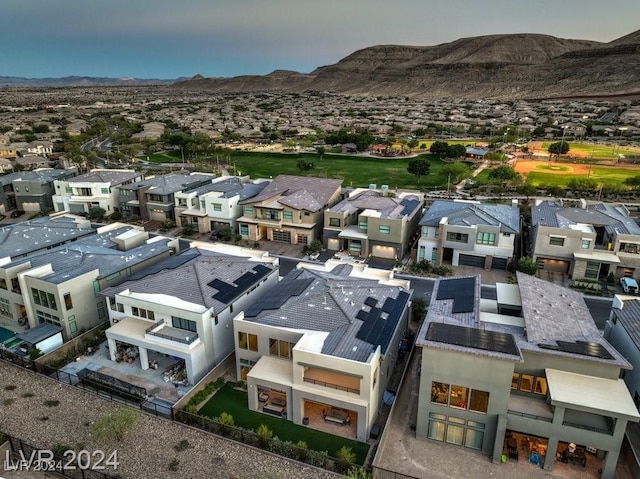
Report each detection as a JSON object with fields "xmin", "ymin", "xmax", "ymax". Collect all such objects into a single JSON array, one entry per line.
[
  {"xmin": 538, "ymin": 340, "xmax": 614, "ymax": 360},
  {"xmin": 400, "ymin": 198, "xmax": 420, "ymax": 216},
  {"xmin": 436, "ymin": 277, "xmax": 475, "ymax": 313},
  {"xmin": 210, "ymin": 264, "xmax": 272, "ymax": 304},
  {"xmin": 244, "ymin": 274, "xmax": 314, "ymax": 318},
  {"xmin": 356, "ymin": 291, "xmax": 410, "ymax": 354},
  {"xmin": 426, "ymin": 322, "xmax": 519, "ymax": 356}
]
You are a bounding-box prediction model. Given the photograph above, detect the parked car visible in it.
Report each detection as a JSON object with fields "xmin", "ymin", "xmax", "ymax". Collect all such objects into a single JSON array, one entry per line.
[
  {"xmin": 620, "ymin": 277, "xmax": 639, "ymax": 294},
  {"xmin": 10, "ymin": 210, "xmax": 25, "ymax": 218}
]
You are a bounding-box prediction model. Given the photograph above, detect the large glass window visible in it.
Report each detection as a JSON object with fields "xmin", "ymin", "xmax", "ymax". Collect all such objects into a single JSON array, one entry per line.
[
  {"xmin": 329, "ymin": 217, "xmax": 341, "ymax": 227},
  {"xmin": 283, "ymin": 211, "xmax": 293, "ymax": 221},
  {"xmin": 238, "ymin": 332, "xmax": 258, "ymax": 351},
  {"xmin": 446, "ymin": 232, "xmax": 468, "ymax": 243},
  {"xmin": 476, "ymin": 232, "xmax": 496, "ymax": 245},
  {"xmin": 469, "ymin": 390, "xmax": 489, "ymax": 414},
  {"xmin": 620, "ymin": 242, "xmax": 640, "ymax": 254},
  {"xmin": 64, "ymin": 293, "xmax": 73, "ymax": 310},
  {"xmin": 585, "ymin": 261, "xmax": 600, "ymax": 280},
  {"xmin": 32, "ymin": 288, "xmax": 57, "ymax": 310},
  {"xmin": 450, "ymin": 385, "xmax": 469, "ymax": 409},
  {"xmin": 239, "ymin": 224, "xmax": 249, "ymax": 236},
  {"xmin": 465, "ymin": 428, "xmax": 484, "ymax": 450},
  {"xmin": 511, "ymin": 373, "xmax": 519, "ymax": 389},
  {"xmin": 581, "ymin": 239, "xmax": 591, "ymax": 249},
  {"xmin": 446, "ymin": 424, "xmax": 465, "ymax": 445},
  {"xmin": 427, "ymin": 420, "xmax": 445, "ymax": 441},
  {"xmin": 243, "ymin": 206, "xmax": 254, "ymax": 216},
  {"xmin": 431, "ymin": 382, "xmax": 449, "ymax": 405},
  {"xmin": 213, "ymin": 203, "xmax": 222, "ymax": 211},
  {"xmin": 0, "ymin": 298, "xmax": 11, "ymax": 317},
  {"xmin": 172, "ymin": 316, "xmax": 197, "ymax": 332},
  {"xmin": 534, "ymin": 377, "xmax": 548, "ymax": 395},
  {"xmin": 520, "ymin": 374, "xmax": 534, "ymax": 392},
  {"xmin": 269, "ymin": 338, "xmax": 293, "ymax": 359},
  {"xmin": 359, "ymin": 221, "xmax": 367, "ymax": 231},
  {"xmin": 264, "ymin": 209, "xmax": 279, "ymax": 220},
  {"xmin": 379, "ymin": 225, "xmax": 391, "ymax": 234}
]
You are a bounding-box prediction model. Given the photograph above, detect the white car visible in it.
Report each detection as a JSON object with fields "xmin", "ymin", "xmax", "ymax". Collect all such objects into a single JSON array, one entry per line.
[{"xmin": 620, "ymin": 277, "xmax": 639, "ymax": 294}]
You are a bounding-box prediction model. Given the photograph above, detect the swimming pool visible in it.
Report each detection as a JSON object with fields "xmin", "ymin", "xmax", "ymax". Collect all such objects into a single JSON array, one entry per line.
[{"xmin": 0, "ymin": 325, "xmax": 17, "ymax": 344}]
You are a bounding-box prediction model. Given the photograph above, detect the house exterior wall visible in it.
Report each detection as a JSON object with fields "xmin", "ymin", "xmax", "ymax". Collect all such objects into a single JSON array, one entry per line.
[{"xmin": 605, "ymin": 315, "xmax": 640, "ymax": 404}]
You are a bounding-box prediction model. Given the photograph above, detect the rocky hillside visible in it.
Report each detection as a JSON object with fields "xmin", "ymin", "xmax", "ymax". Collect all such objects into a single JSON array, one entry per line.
[{"xmin": 173, "ymin": 30, "xmax": 640, "ymax": 99}]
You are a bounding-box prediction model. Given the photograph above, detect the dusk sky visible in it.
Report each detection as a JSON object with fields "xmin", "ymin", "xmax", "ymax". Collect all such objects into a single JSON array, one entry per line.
[{"xmin": 2, "ymin": 0, "xmax": 638, "ymax": 79}]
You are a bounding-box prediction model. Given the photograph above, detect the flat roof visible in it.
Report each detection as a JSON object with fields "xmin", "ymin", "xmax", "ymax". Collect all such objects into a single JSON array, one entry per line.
[
  {"xmin": 546, "ymin": 368, "xmax": 640, "ymax": 421},
  {"xmin": 16, "ymin": 323, "xmax": 62, "ymax": 344},
  {"xmin": 247, "ymin": 355, "xmax": 294, "ymax": 387},
  {"xmin": 573, "ymin": 251, "xmax": 621, "ymax": 263},
  {"xmin": 496, "ymin": 283, "xmax": 521, "ymax": 307}
]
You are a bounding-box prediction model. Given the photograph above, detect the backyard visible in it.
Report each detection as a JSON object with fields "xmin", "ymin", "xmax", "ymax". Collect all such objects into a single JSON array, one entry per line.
[{"xmin": 198, "ymin": 382, "xmax": 370, "ymax": 464}]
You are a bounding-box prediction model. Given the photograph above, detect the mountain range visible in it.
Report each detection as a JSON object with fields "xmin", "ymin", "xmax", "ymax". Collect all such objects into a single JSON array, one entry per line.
[
  {"xmin": 0, "ymin": 76, "xmax": 181, "ymax": 87},
  {"xmin": 174, "ymin": 30, "xmax": 640, "ymax": 100}
]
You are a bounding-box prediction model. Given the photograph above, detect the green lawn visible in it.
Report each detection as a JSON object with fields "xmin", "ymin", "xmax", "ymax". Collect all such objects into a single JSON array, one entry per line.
[
  {"xmin": 198, "ymin": 382, "xmax": 370, "ymax": 463},
  {"xmin": 145, "ymin": 150, "xmax": 183, "ymax": 162},
  {"xmin": 540, "ymin": 142, "xmax": 640, "ymax": 158},
  {"xmin": 148, "ymin": 150, "xmax": 457, "ymax": 190},
  {"xmin": 525, "ymin": 166, "xmax": 640, "ymax": 188}
]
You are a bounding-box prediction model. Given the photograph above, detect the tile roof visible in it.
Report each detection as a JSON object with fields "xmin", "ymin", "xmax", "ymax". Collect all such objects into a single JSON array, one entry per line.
[
  {"xmin": 610, "ymin": 299, "xmax": 640, "ymax": 349},
  {"xmin": 119, "ymin": 173, "xmax": 213, "ymax": 195},
  {"xmin": 66, "ymin": 169, "xmax": 141, "ymax": 186},
  {"xmin": 329, "ymin": 190, "xmax": 422, "ymax": 219},
  {"xmin": 244, "ymin": 265, "xmax": 411, "ymax": 362},
  {"xmin": 419, "ymin": 200, "xmax": 519, "ymax": 233},
  {"xmin": 100, "ymin": 247, "xmax": 278, "ymax": 313},
  {"xmin": 239, "ymin": 175, "xmax": 342, "ymax": 212}
]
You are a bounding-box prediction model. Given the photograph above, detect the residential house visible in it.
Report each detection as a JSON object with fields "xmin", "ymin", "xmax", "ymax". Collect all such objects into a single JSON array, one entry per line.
[
  {"xmin": 14, "ymin": 155, "xmax": 50, "ymax": 171},
  {"xmin": 3, "ymin": 224, "xmax": 179, "ymax": 340},
  {"xmin": 237, "ymin": 175, "xmax": 343, "ymax": 246},
  {"xmin": 0, "ymin": 158, "xmax": 14, "ymax": 174},
  {"xmin": 174, "ymin": 176, "xmax": 269, "ymax": 234},
  {"xmin": 418, "ymin": 200, "xmax": 520, "ymax": 270},
  {"xmin": 52, "ymin": 169, "xmax": 143, "ymax": 215},
  {"xmin": 25, "ymin": 140, "xmax": 53, "ymax": 157},
  {"xmin": 101, "ymin": 243, "xmax": 279, "ymax": 385},
  {"xmin": 0, "ymin": 172, "xmax": 22, "ymax": 213},
  {"xmin": 117, "ymin": 172, "xmax": 215, "ymax": 222},
  {"xmin": 415, "ymin": 272, "xmax": 638, "ymax": 479},
  {"xmin": 233, "ymin": 261, "xmax": 412, "ymax": 441},
  {"xmin": 12, "ymin": 168, "xmax": 78, "ymax": 212},
  {"xmin": 531, "ymin": 199, "xmax": 640, "ymax": 279},
  {"xmin": 323, "ymin": 188, "xmax": 423, "ymax": 260},
  {"xmin": 0, "ymin": 145, "xmax": 18, "ymax": 159}
]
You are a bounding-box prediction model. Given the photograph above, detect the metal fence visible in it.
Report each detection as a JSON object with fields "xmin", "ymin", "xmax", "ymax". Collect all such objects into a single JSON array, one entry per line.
[
  {"xmin": 3, "ymin": 433, "xmax": 119, "ymax": 479},
  {"xmin": 371, "ymin": 465, "xmax": 421, "ymax": 479}
]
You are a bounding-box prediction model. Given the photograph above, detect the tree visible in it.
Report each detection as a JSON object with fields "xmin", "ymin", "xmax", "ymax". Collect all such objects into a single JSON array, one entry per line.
[
  {"xmin": 92, "ymin": 408, "xmax": 140, "ymax": 443},
  {"xmin": 446, "ymin": 144, "xmax": 466, "ymax": 159},
  {"xmin": 411, "ymin": 297, "xmax": 428, "ymax": 323},
  {"xmin": 517, "ymin": 257, "xmax": 537, "ymax": 275},
  {"xmin": 181, "ymin": 223, "xmax": 197, "ymax": 236},
  {"xmin": 296, "ymin": 159, "xmax": 314, "ymax": 172},
  {"xmin": 548, "ymin": 141, "xmax": 570, "ymax": 159},
  {"xmin": 441, "ymin": 163, "xmax": 472, "ymax": 183},
  {"xmin": 407, "ymin": 139, "xmax": 419, "ymax": 151},
  {"xmin": 407, "ymin": 157, "xmax": 430, "ymax": 184},
  {"xmin": 488, "ymin": 166, "xmax": 520, "ymax": 183},
  {"xmin": 429, "ymin": 141, "xmax": 449, "ymax": 158},
  {"xmin": 335, "ymin": 446, "xmax": 357, "ymax": 474},
  {"xmin": 88, "ymin": 206, "xmax": 106, "ymax": 221}
]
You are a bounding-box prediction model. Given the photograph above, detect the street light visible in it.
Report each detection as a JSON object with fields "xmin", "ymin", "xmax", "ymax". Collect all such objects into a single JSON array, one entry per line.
[{"xmin": 559, "ymin": 126, "xmax": 567, "ymax": 161}]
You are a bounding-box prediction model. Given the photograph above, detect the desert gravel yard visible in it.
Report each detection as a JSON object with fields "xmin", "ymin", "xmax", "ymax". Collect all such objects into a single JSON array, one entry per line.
[{"xmin": 0, "ymin": 362, "xmax": 338, "ymax": 479}]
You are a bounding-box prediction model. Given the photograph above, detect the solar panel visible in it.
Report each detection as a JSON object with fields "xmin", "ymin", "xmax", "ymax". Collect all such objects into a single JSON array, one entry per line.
[
  {"xmin": 356, "ymin": 291, "xmax": 411, "ymax": 353},
  {"xmin": 365, "ymin": 296, "xmax": 378, "ymax": 308},
  {"xmin": 356, "ymin": 310, "xmax": 369, "ymax": 321},
  {"xmin": 426, "ymin": 322, "xmax": 519, "ymax": 356},
  {"xmin": 381, "ymin": 297, "xmax": 395, "ymax": 313},
  {"xmin": 242, "ymin": 277, "xmax": 314, "ymax": 318},
  {"xmin": 538, "ymin": 341, "xmax": 614, "ymax": 360},
  {"xmin": 436, "ymin": 277, "xmax": 476, "ymax": 313}
]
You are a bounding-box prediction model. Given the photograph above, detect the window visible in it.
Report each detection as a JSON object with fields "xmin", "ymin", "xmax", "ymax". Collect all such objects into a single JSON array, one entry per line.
[
  {"xmin": 329, "ymin": 217, "xmax": 341, "ymax": 227},
  {"xmin": 620, "ymin": 242, "xmax": 640, "ymax": 254},
  {"xmin": 283, "ymin": 211, "xmax": 293, "ymax": 221},
  {"xmin": 65, "ymin": 187, "xmax": 72, "ymax": 194},
  {"xmin": 520, "ymin": 374, "xmax": 534, "ymax": 392},
  {"xmin": 117, "ymin": 303, "xmax": 124, "ymax": 313},
  {"xmin": 349, "ymin": 241, "xmax": 362, "ymax": 252},
  {"xmin": 93, "ymin": 281, "xmax": 101, "ymax": 297},
  {"xmin": 101, "ymin": 188, "xmax": 109, "ymax": 194},
  {"xmin": 0, "ymin": 298, "xmax": 11, "ymax": 317},
  {"xmin": 585, "ymin": 261, "xmax": 600, "ymax": 280},
  {"xmin": 450, "ymin": 385, "xmax": 468, "ymax": 409},
  {"xmin": 264, "ymin": 209, "xmax": 279, "ymax": 220},
  {"xmin": 238, "ymin": 332, "xmax": 258, "ymax": 351},
  {"xmin": 239, "ymin": 224, "xmax": 249, "ymax": 236},
  {"xmin": 149, "ymin": 194, "xmax": 163, "ymax": 202},
  {"xmin": 581, "ymin": 239, "xmax": 591, "ymax": 249},
  {"xmin": 431, "ymin": 248, "xmax": 438, "ymax": 263},
  {"xmin": 534, "ymin": 377, "xmax": 548, "ymax": 395},
  {"xmin": 64, "ymin": 293, "xmax": 73, "ymax": 310},
  {"xmin": 379, "ymin": 225, "xmax": 391, "ymax": 234},
  {"xmin": 446, "ymin": 424, "xmax": 465, "ymax": 445},
  {"xmin": 32, "ymin": 288, "xmax": 57, "ymax": 310},
  {"xmin": 428, "ymin": 419, "xmax": 446, "ymax": 441},
  {"xmin": 418, "ymin": 246, "xmax": 426, "ymax": 261},
  {"xmin": 132, "ymin": 307, "xmax": 155, "ymax": 320},
  {"xmin": 172, "ymin": 316, "xmax": 197, "ymax": 332},
  {"xmin": 269, "ymin": 338, "xmax": 293, "ymax": 359},
  {"xmin": 469, "ymin": 390, "xmax": 489, "ymax": 414},
  {"xmin": 465, "ymin": 428, "xmax": 484, "ymax": 450},
  {"xmin": 11, "ymin": 278, "xmax": 20, "ymax": 293},
  {"xmin": 243, "ymin": 206, "xmax": 254, "ymax": 216},
  {"xmin": 511, "ymin": 373, "xmax": 519, "ymax": 389},
  {"xmin": 421, "ymin": 226, "xmax": 429, "ymax": 237},
  {"xmin": 36, "ymin": 310, "xmax": 60, "ymax": 326},
  {"xmin": 105, "ymin": 272, "xmax": 121, "ymax": 281},
  {"xmin": 0, "ymin": 278, "xmax": 6, "ymax": 290},
  {"xmin": 359, "ymin": 221, "xmax": 367, "ymax": 231},
  {"xmin": 213, "ymin": 203, "xmax": 222, "ymax": 211},
  {"xmin": 549, "ymin": 236, "xmax": 565, "ymax": 246},
  {"xmin": 476, "ymin": 232, "xmax": 496, "ymax": 245},
  {"xmin": 68, "ymin": 316, "xmax": 77, "ymax": 333},
  {"xmin": 431, "ymin": 382, "xmax": 449, "ymax": 405},
  {"xmin": 446, "ymin": 232, "xmax": 468, "ymax": 243}
]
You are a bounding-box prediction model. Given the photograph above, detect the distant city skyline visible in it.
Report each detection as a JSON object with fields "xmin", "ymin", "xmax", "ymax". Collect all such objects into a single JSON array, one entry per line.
[{"xmin": 2, "ymin": 0, "xmax": 638, "ymax": 79}]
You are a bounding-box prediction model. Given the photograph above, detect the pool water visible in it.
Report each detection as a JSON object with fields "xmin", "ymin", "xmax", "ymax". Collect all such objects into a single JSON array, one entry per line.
[{"xmin": 0, "ymin": 325, "xmax": 17, "ymax": 344}]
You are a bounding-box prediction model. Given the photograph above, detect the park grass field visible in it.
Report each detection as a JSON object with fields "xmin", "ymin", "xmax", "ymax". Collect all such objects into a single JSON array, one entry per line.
[
  {"xmin": 539, "ymin": 141, "xmax": 640, "ymax": 159},
  {"xmin": 148, "ymin": 150, "xmax": 454, "ymax": 190},
  {"xmin": 516, "ymin": 159, "xmax": 640, "ymax": 187}
]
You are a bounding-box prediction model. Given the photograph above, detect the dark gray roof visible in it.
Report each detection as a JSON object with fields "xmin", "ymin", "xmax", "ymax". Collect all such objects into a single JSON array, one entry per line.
[
  {"xmin": 17, "ymin": 323, "xmax": 63, "ymax": 344},
  {"xmin": 244, "ymin": 266, "xmax": 411, "ymax": 362},
  {"xmin": 191, "ymin": 177, "xmax": 269, "ymax": 200},
  {"xmin": 67, "ymin": 170, "xmax": 141, "ymax": 186},
  {"xmin": 329, "ymin": 190, "xmax": 422, "ymax": 219},
  {"xmin": 0, "ymin": 215, "xmax": 94, "ymax": 259},
  {"xmin": 532, "ymin": 200, "xmax": 640, "ymax": 235},
  {"xmin": 11, "ymin": 169, "xmax": 76, "ymax": 184},
  {"xmin": 239, "ymin": 175, "xmax": 342, "ymax": 212},
  {"xmin": 119, "ymin": 173, "xmax": 213, "ymax": 195},
  {"xmin": 100, "ymin": 247, "xmax": 278, "ymax": 313},
  {"xmin": 419, "ymin": 200, "xmax": 519, "ymax": 234},
  {"xmin": 5, "ymin": 227, "xmax": 173, "ymax": 284}
]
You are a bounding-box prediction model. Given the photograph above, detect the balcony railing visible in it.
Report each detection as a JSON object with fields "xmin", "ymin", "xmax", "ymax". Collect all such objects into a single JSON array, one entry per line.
[
  {"xmin": 145, "ymin": 319, "xmax": 198, "ymax": 345},
  {"xmin": 303, "ymin": 377, "xmax": 359, "ymax": 395},
  {"xmin": 562, "ymin": 420, "xmax": 613, "ymax": 435},
  {"xmin": 507, "ymin": 409, "xmax": 552, "ymax": 423}
]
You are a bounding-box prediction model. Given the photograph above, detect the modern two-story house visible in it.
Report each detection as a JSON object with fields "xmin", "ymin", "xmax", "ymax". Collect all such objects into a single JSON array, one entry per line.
[
  {"xmin": 174, "ymin": 176, "xmax": 269, "ymax": 234},
  {"xmin": 12, "ymin": 168, "xmax": 78, "ymax": 212},
  {"xmin": 233, "ymin": 261, "xmax": 412, "ymax": 441},
  {"xmin": 415, "ymin": 272, "xmax": 638, "ymax": 479},
  {"xmin": 52, "ymin": 169, "xmax": 144, "ymax": 215},
  {"xmin": 417, "ymin": 200, "xmax": 520, "ymax": 270},
  {"xmin": 323, "ymin": 188, "xmax": 423, "ymax": 260},
  {"xmin": 237, "ymin": 175, "xmax": 343, "ymax": 246},
  {"xmin": 531, "ymin": 199, "xmax": 640, "ymax": 279},
  {"xmin": 101, "ymin": 243, "xmax": 279, "ymax": 385}
]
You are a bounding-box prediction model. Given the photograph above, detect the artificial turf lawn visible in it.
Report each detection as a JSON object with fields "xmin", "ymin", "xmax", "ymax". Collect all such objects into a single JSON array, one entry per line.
[{"xmin": 198, "ymin": 382, "xmax": 370, "ymax": 464}]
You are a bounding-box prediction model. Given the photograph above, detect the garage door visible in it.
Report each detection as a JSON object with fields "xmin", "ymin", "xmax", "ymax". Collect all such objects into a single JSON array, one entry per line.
[
  {"xmin": 149, "ymin": 210, "xmax": 167, "ymax": 221},
  {"xmin": 372, "ymin": 245, "xmax": 395, "ymax": 259},
  {"xmin": 491, "ymin": 257, "xmax": 508, "ymax": 270},
  {"xmin": 272, "ymin": 230, "xmax": 292, "ymax": 243},
  {"xmin": 458, "ymin": 254, "xmax": 485, "ymax": 268},
  {"xmin": 537, "ymin": 258, "xmax": 570, "ymax": 273}
]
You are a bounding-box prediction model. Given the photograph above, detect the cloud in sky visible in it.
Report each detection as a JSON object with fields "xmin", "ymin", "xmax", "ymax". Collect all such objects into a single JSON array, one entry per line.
[{"xmin": 2, "ymin": 0, "xmax": 637, "ymax": 78}]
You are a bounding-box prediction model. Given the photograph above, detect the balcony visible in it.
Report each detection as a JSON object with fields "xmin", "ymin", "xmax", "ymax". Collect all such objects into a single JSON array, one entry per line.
[
  {"xmin": 303, "ymin": 367, "xmax": 360, "ymax": 395},
  {"xmin": 145, "ymin": 320, "xmax": 199, "ymax": 345},
  {"xmin": 507, "ymin": 394, "xmax": 553, "ymax": 423},
  {"xmin": 562, "ymin": 409, "xmax": 615, "ymax": 435}
]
